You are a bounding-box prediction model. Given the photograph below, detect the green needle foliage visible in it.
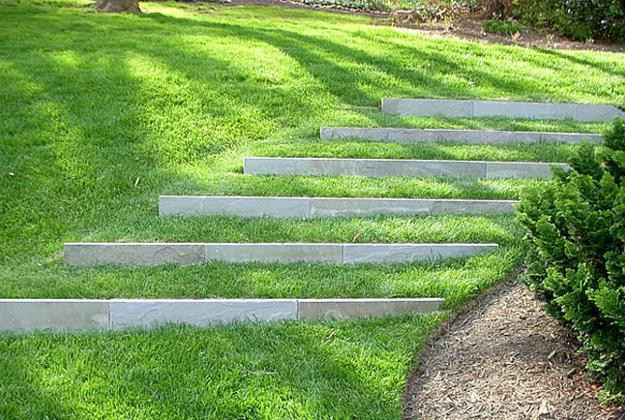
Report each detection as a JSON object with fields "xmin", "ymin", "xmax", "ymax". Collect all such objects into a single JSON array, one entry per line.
[{"xmin": 518, "ymin": 120, "xmax": 625, "ymax": 404}]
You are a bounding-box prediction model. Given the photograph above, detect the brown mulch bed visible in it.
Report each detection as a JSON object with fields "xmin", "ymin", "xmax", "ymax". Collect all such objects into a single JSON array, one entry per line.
[
  {"xmin": 398, "ymin": 18, "xmax": 625, "ymax": 53},
  {"xmin": 404, "ymin": 277, "xmax": 625, "ymax": 420}
]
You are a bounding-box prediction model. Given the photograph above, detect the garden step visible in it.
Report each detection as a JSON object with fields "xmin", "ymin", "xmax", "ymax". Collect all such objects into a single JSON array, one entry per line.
[
  {"xmin": 159, "ymin": 195, "xmax": 518, "ymax": 217},
  {"xmin": 244, "ymin": 157, "xmax": 569, "ymax": 179},
  {"xmin": 64, "ymin": 242, "xmax": 499, "ymax": 266},
  {"xmin": 381, "ymin": 98, "xmax": 625, "ymax": 121},
  {"xmin": 320, "ymin": 127, "xmax": 603, "ymax": 144},
  {"xmin": 0, "ymin": 297, "xmax": 444, "ymax": 332}
]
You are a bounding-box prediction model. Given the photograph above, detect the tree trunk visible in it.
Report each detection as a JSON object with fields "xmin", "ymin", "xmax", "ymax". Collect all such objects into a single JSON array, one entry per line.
[{"xmin": 95, "ymin": 0, "xmax": 141, "ymax": 13}]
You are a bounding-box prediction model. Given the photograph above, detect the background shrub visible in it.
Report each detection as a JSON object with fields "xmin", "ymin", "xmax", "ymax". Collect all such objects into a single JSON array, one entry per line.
[
  {"xmin": 483, "ymin": 19, "xmax": 524, "ymax": 36},
  {"xmin": 513, "ymin": 0, "xmax": 625, "ymax": 42},
  {"xmin": 517, "ymin": 120, "xmax": 625, "ymax": 404}
]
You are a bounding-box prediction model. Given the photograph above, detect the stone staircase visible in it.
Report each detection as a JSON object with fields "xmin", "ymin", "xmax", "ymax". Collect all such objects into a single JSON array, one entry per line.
[{"xmin": 1, "ymin": 98, "xmax": 616, "ymax": 332}]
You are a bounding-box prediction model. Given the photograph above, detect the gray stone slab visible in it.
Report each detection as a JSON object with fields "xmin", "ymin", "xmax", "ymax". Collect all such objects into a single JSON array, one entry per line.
[
  {"xmin": 245, "ymin": 157, "xmax": 564, "ymax": 179},
  {"xmin": 159, "ymin": 195, "xmax": 311, "ymax": 218},
  {"xmin": 64, "ymin": 243, "xmax": 205, "ymax": 266},
  {"xmin": 310, "ymin": 197, "xmax": 432, "ymax": 217},
  {"xmin": 204, "ymin": 243, "xmax": 343, "ymax": 264},
  {"xmin": 245, "ymin": 157, "xmax": 487, "ymax": 178},
  {"xmin": 485, "ymin": 161, "xmax": 570, "ymax": 179},
  {"xmin": 310, "ymin": 197, "xmax": 516, "ymax": 216},
  {"xmin": 381, "ymin": 98, "xmax": 474, "ymax": 117},
  {"xmin": 538, "ymin": 132, "xmax": 603, "ymax": 143},
  {"xmin": 320, "ymin": 127, "xmax": 603, "ymax": 144},
  {"xmin": 0, "ymin": 300, "xmax": 110, "ymax": 332},
  {"xmin": 63, "ymin": 242, "xmax": 501, "ymax": 266},
  {"xmin": 159, "ymin": 196, "xmax": 518, "ymax": 218},
  {"xmin": 110, "ymin": 299, "xmax": 298, "ymax": 330},
  {"xmin": 342, "ymin": 243, "xmax": 499, "ymax": 264},
  {"xmin": 245, "ymin": 157, "xmax": 359, "ymax": 176},
  {"xmin": 298, "ymin": 298, "xmax": 444, "ymax": 320},
  {"xmin": 380, "ymin": 98, "xmax": 625, "ymax": 121},
  {"xmin": 474, "ymin": 100, "xmax": 624, "ymax": 122},
  {"xmin": 430, "ymin": 199, "xmax": 517, "ymax": 214}
]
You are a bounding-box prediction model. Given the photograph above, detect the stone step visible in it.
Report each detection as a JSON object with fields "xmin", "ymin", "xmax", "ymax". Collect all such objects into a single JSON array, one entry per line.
[
  {"xmin": 320, "ymin": 127, "xmax": 603, "ymax": 144},
  {"xmin": 381, "ymin": 98, "xmax": 625, "ymax": 121},
  {"xmin": 244, "ymin": 157, "xmax": 569, "ymax": 179},
  {"xmin": 64, "ymin": 242, "xmax": 499, "ymax": 266},
  {"xmin": 159, "ymin": 195, "xmax": 518, "ymax": 218},
  {"xmin": 0, "ymin": 297, "xmax": 444, "ymax": 332}
]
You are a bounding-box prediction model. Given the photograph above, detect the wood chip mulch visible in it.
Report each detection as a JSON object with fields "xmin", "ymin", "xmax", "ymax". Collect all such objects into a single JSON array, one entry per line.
[
  {"xmin": 404, "ymin": 277, "xmax": 625, "ymax": 420},
  {"xmin": 396, "ymin": 19, "xmax": 625, "ymax": 53}
]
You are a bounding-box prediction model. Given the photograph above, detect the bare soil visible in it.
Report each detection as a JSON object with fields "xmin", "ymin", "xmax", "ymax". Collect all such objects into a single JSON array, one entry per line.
[
  {"xmin": 399, "ymin": 18, "xmax": 625, "ymax": 53},
  {"xmin": 403, "ymin": 277, "xmax": 625, "ymax": 420}
]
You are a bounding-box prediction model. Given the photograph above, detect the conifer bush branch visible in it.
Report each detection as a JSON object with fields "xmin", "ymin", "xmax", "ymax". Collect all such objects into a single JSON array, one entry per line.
[{"xmin": 518, "ymin": 119, "xmax": 625, "ymax": 405}]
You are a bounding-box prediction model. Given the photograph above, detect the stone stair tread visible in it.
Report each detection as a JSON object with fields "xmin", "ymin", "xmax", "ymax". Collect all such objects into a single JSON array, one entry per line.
[
  {"xmin": 64, "ymin": 242, "xmax": 499, "ymax": 266},
  {"xmin": 0, "ymin": 297, "xmax": 444, "ymax": 332},
  {"xmin": 159, "ymin": 195, "xmax": 518, "ymax": 217},
  {"xmin": 320, "ymin": 126, "xmax": 603, "ymax": 144},
  {"xmin": 380, "ymin": 98, "xmax": 625, "ymax": 121},
  {"xmin": 244, "ymin": 157, "xmax": 569, "ymax": 179}
]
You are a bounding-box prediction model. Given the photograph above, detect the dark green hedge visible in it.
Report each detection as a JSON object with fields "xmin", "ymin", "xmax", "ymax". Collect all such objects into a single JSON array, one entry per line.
[
  {"xmin": 513, "ymin": 0, "xmax": 625, "ymax": 42},
  {"xmin": 517, "ymin": 119, "xmax": 625, "ymax": 404}
]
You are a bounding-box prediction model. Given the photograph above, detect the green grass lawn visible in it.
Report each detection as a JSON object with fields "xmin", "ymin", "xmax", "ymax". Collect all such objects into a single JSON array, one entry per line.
[{"xmin": 1, "ymin": 0, "xmax": 624, "ymax": 417}]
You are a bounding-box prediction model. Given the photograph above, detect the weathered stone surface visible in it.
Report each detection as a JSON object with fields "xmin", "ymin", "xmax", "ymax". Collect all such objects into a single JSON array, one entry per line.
[
  {"xmin": 159, "ymin": 196, "xmax": 517, "ymax": 218},
  {"xmin": 64, "ymin": 243, "xmax": 205, "ymax": 266},
  {"xmin": 244, "ymin": 157, "xmax": 563, "ymax": 179},
  {"xmin": 160, "ymin": 195, "xmax": 310, "ymax": 218},
  {"xmin": 310, "ymin": 198, "xmax": 516, "ymax": 216},
  {"xmin": 309, "ymin": 197, "xmax": 433, "ymax": 217},
  {"xmin": 64, "ymin": 242, "xmax": 500, "ymax": 266},
  {"xmin": 0, "ymin": 297, "xmax": 448, "ymax": 332},
  {"xmin": 342, "ymin": 243, "xmax": 499, "ymax": 263},
  {"xmin": 381, "ymin": 98, "xmax": 625, "ymax": 121},
  {"xmin": 485, "ymin": 161, "xmax": 570, "ymax": 179},
  {"xmin": 538, "ymin": 132, "xmax": 603, "ymax": 143},
  {"xmin": 204, "ymin": 243, "xmax": 343, "ymax": 264},
  {"xmin": 473, "ymin": 100, "xmax": 624, "ymax": 122},
  {"xmin": 298, "ymin": 298, "xmax": 444, "ymax": 320},
  {"xmin": 245, "ymin": 157, "xmax": 487, "ymax": 178},
  {"xmin": 320, "ymin": 127, "xmax": 603, "ymax": 144},
  {"xmin": 430, "ymin": 199, "xmax": 517, "ymax": 214},
  {"xmin": 245, "ymin": 157, "xmax": 359, "ymax": 176},
  {"xmin": 0, "ymin": 300, "xmax": 110, "ymax": 332},
  {"xmin": 381, "ymin": 98, "xmax": 474, "ymax": 117},
  {"xmin": 110, "ymin": 299, "xmax": 298, "ymax": 329}
]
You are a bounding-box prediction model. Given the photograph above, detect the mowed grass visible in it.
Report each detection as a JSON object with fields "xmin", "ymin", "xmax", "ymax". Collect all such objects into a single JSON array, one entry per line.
[
  {"xmin": 0, "ymin": 316, "xmax": 446, "ymax": 419},
  {"xmin": 0, "ymin": 215, "xmax": 522, "ymax": 301},
  {"xmin": 1, "ymin": 0, "xmax": 625, "ymax": 418},
  {"xmin": 3, "ymin": 0, "xmax": 624, "ymax": 264},
  {"xmin": 1, "ymin": 211, "xmax": 521, "ymax": 306}
]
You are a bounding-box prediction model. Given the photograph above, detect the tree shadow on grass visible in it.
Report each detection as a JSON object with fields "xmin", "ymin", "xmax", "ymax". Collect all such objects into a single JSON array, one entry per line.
[
  {"xmin": 535, "ymin": 47, "xmax": 625, "ymax": 87},
  {"xmin": 358, "ymin": 30, "xmax": 625, "ymax": 105},
  {"xmin": 138, "ymin": 10, "xmax": 625, "ymax": 131},
  {"xmin": 0, "ymin": 316, "xmax": 443, "ymax": 418},
  {"xmin": 0, "ymin": 3, "xmax": 536, "ymax": 262}
]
